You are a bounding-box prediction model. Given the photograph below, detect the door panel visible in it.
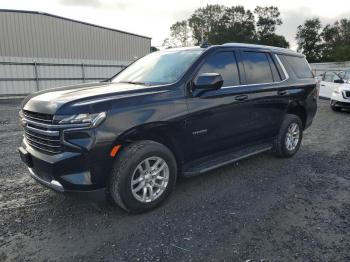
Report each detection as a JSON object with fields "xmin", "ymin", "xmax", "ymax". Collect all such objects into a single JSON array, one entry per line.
[
  {"xmin": 319, "ymin": 72, "xmax": 342, "ymax": 98},
  {"xmin": 187, "ymin": 88, "xmax": 253, "ymax": 158},
  {"xmin": 239, "ymin": 50, "xmax": 289, "ymax": 142},
  {"xmin": 186, "ymin": 49, "xmax": 289, "ymax": 160},
  {"xmin": 186, "ymin": 84, "xmax": 288, "ymax": 159},
  {"xmin": 320, "ymin": 81, "xmax": 340, "ymax": 98},
  {"xmin": 186, "ymin": 50, "xmax": 245, "ymax": 158}
]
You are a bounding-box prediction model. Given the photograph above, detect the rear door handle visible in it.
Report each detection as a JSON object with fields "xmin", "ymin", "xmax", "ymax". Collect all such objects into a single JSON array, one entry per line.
[
  {"xmin": 234, "ymin": 94, "xmax": 248, "ymax": 101},
  {"xmin": 321, "ymin": 84, "xmax": 326, "ymax": 86},
  {"xmin": 277, "ymin": 90, "xmax": 288, "ymax": 96}
]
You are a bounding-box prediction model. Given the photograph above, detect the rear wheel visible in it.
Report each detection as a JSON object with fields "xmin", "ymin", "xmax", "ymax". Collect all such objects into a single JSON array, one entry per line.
[
  {"xmin": 106, "ymin": 140, "xmax": 177, "ymax": 213},
  {"xmin": 272, "ymin": 114, "xmax": 303, "ymax": 158}
]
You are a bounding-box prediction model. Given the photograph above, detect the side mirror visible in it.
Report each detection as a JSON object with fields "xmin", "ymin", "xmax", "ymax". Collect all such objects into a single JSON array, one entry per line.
[
  {"xmin": 193, "ymin": 73, "xmax": 223, "ymax": 91},
  {"xmin": 334, "ymin": 79, "xmax": 344, "ymax": 84}
]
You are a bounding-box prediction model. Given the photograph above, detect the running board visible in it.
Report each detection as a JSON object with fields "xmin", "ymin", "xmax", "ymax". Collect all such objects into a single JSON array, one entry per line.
[{"xmin": 183, "ymin": 143, "xmax": 272, "ymax": 177}]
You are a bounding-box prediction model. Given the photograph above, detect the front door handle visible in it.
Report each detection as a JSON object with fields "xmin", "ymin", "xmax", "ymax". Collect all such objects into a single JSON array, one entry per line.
[
  {"xmin": 234, "ymin": 94, "xmax": 248, "ymax": 101},
  {"xmin": 277, "ymin": 90, "xmax": 288, "ymax": 96}
]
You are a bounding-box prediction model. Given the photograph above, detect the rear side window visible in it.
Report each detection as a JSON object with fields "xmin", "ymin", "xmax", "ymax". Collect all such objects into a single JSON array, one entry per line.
[
  {"xmin": 241, "ymin": 52, "xmax": 274, "ymax": 84},
  {"xmin": 282, "ymin": 55, "xmax": 314, "ymax": 78},
  {"xmin": 196, "ymin": 52, "xmax": 240, "ymax": 87}
]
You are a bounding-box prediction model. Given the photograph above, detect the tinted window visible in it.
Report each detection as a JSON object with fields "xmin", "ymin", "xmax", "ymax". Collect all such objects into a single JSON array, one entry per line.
[
  {"xmin": 267, "ymin": 55, "xmax": 282, "ymax": 81},
  {"xmin": 196, "ymin": 52, "xmax": 240, "ymax": 87},
  {"xmin": 242, "ymin": 52, "xmax": 273, "ymax": 84},
  {"xmin": 283, "ymin": 55, "xmax": 314, "ymax": 79}
]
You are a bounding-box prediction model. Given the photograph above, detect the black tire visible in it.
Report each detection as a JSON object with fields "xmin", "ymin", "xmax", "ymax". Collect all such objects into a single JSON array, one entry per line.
[
  {"xmin": 330, "ymin": 100, "xmax": 342, "ymax": 112},
  {"xmin": 106, "ymin": 140, "xmax": 177, "ymax": 213},
  {"xmin": 272, "ymin": 114, "xmax": 303, "ymax": 158},
  {"xmin": 331, "ymin": 105, "xmax": 341, "ymax": 112}
]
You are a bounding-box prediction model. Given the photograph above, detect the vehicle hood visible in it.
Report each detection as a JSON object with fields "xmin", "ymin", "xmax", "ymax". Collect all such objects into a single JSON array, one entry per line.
[
  {"xmin": 340, "ymin": 83, "xmax": 350, "ymax": 90},
  {"xmin": 22, "ymin": 82, "xmax": 166, "ymax": 115}
]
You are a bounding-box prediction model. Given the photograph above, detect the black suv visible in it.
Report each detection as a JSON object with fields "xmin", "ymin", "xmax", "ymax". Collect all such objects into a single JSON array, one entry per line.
[{"xmin": 18, "ymin": 43, "xmax": 318, "ymax": 213}]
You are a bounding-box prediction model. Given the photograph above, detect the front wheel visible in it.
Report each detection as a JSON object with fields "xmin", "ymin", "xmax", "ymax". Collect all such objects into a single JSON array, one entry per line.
[
  {"xmin": 106, "ymin": 140, "xmax": 177, "ymax": 213},
  {"xmin": 272, "ymin": 114, "xmax": 303, "ymax": 158},
  {"xmin": 330, "ymin": 101, "xmax": 341, "ymax": 112}
]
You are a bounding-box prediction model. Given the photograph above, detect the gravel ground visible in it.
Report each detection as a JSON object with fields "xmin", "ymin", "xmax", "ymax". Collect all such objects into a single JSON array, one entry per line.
[{"xmin": 0, "ymin": 99, "xmax": 349, "ymax": 262}]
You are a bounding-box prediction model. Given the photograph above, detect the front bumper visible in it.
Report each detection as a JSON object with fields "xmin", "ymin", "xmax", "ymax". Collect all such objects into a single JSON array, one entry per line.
[
  {"xmin": 331, "ymin": 100, "xmax": 350, "ymax": 109},
  {"xmin": 18, "ymin": 136, "xmax": 114, "ymax": 192},
  {"xmin": 28, "ymin": 167, "xmax": 64, "ymax": 192},
  {"xmin": 331, "ymin": 89, "xmax": 350, "ymax": 108}
]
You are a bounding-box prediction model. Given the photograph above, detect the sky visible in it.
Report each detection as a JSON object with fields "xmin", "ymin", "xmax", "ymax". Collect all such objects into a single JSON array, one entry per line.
[{"xmin": 1, "ymin": 0, "xmax": 349, "ymax": 49}]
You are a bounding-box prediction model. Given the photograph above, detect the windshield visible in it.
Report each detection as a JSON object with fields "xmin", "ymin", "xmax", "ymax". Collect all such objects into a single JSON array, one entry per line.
[
  {"xmin": 112, "ymin": 50, "xmax": 202, "ymax": 85},
  {"xmin": 343, "ymin": 70, "xmax": 350, "ymax": 81},
  {"xmin": 339, "ymin": 70, "xmax": 350, "ymax": 81}
]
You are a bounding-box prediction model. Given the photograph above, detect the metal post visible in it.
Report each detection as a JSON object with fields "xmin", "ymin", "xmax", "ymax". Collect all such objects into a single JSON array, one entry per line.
[
  {"xmin": 81, "ymin": 63, "xmax": 85, "ymax": 83},
  {"xmin": 34, "ymin": 62, "xmax": 39, "ymax": 91}
]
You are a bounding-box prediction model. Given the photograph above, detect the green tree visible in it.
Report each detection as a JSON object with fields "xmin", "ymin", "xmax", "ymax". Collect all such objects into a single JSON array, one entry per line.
[
  {"xmin": 166, "ymin": 4, "xmax": 288, "ymax": 48},
  {"xmin": 188, "ymin": 5, "xmax": 258, "ymax": 45},
  {"xmin": 214, "ymin": 6, "xmax": 256, "ymax": 44},
  {"xmin": 254, "ymin": 6, "xmax": 282, "ymax": 36},
  {"xmin": 259, "ymin": 33, "xmax": 289, "ymax": 48},
  {"xmin": 321, "ymin": 23, "xmax": 340, "ymax": 61},
  {"xmin": 162, "ymin": 37, "xmax": 177, "ymax": 48},
  {"xmin": 321, "ymin": 19, "xmax": 350, "ymax": 61},
  {"xmin": 169, "ymin": 20, "xmax": 191, "ymax": 47},
  {"xmin": 296, "ymin": 18, "xmax": 323, "ymax": 62},
  {"xmin": 254, "ymin": 6, "xmax": 289, "ymax": 48},
  {"xmin": 338, "ymin": 19, "xmax": 350, "ymax": 43},
  {"xmin": 188, "ymin": 4, "xmax": 226, "ymax": 45}
]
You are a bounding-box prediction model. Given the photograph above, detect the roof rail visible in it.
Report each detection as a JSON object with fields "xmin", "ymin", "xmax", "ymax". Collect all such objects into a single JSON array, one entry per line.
[{"xmin": 222, "ymin": 42, "xmax": 301, "ymax": 56}]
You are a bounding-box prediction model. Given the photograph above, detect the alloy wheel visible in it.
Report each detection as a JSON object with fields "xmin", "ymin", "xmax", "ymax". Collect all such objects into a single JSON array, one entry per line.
[
  {"xmin": 285, "ymin": 122, "xmax": 300, "ymax": 151},
  {"xmin": 131, "ymin": 156, "xmax": 169, "ymax": 203}
]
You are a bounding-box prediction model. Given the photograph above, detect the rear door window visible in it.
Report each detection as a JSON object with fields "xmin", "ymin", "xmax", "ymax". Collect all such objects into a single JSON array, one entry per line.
[
  {"xmin": 241, "ymin": 52, "xmax": 274, "ymax": 84},
  {"xmin": 283, "ymin": 55, "xmax": 314, "ymax": 79},
  {"xmin": 196, "ymin": 51, "xmax": 240, "ymax": 87},
  {"xmin": 267, "ymin": 55, "xmax": 282, "ymax": 82}
]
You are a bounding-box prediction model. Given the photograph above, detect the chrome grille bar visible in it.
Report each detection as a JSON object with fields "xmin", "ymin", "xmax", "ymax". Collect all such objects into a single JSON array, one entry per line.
[
  {"xmin": 24, "ymin": 117, "xmax": 90, "ymax": 129},
  {"xmin": 25, "ymin": 130, "xmax": 60, "ymax": 142},
  {"xmin": 25, "ymin": 139, "xmax": 61, "ymax": 154},
  {"xmin": 26, "ymin": 125, "xmax": 59, "ymax": 137},
  {"xmin": 25, "ymin": 136, "xmax": 61, "ymax": 148}
]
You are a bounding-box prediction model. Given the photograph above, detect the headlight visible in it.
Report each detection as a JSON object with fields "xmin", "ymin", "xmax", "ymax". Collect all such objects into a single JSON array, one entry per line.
[{"xmin": 55, "ymin": 112, "xmax": 106, "ymax": 127}]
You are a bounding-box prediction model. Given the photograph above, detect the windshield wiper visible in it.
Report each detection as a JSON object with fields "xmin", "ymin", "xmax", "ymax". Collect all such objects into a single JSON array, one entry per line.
[{"xmin": 119, "ymin": 81, "xmax": 147, "ymax": 85}]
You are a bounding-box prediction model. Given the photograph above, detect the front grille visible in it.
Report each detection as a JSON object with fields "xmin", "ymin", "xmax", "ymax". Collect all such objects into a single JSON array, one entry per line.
[
  {"xmin": 21, "ymin": 110, "xmax": 63, "ymax": 154},
  {"xmin": 345, "ymin": 91, "xmax": 350, "ymax": 98},
  {"xmin": 23, "ymin": 110, "xmax": 53, "ymax": 123},
  {"xmin": 25, "ymin": 128, "xmax": 62, "ymax": 154},
  {"xmin": 21, "ymin": 110, "xmax": 91, "ymax": 155}
]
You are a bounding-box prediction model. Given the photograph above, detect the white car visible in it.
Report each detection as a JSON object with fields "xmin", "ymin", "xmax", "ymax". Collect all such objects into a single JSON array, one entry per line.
[
  {"xmin": 330, "ymin": 82, "xmax": 350, "ymax": 111},
  {"xmin": 319, "ymin": 70, "xmax": 350, "ymax": 111},
  {"xmin": 319, "ymin": 71, "xmax": 344, "ymax": 98}
]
